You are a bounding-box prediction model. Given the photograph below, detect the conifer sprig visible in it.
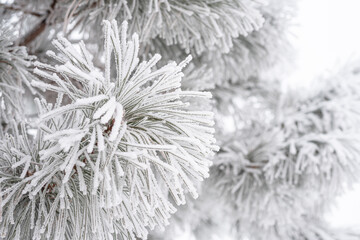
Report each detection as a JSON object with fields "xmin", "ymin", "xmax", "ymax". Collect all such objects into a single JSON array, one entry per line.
[{"xmin": 0, "ymin": 20, "xmax": 218, "ymax": 240}]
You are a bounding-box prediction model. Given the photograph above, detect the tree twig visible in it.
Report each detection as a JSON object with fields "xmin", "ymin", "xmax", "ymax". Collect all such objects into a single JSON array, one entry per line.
[
  {"xmin": 19, "ymin": 0, "xmax": 57, "ymax": 47},
  {"xmin": 0, "ymin": 3, "xmax": 44, "ymax": 17},
  {"xmin": 19, "ymin": 19, "xmax": 47, "ymax": 47}
]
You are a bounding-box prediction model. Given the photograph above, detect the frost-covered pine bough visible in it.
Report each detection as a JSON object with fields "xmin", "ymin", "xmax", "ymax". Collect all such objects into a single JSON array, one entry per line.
[
  {"xmin": 152, "ymin": 64, "xmax": 360, "ymax": 240},
  {"xmin": 74, "ymin": 0, "xmax": 265, "ymax": 55},
  {"xmin": 3, "ymin": 0, "xmax": 265, "ymax": 55},
  {"xmin": 0, "ymin": 0, "xmax": 268, "ymax": 94},
  {"xmin": 211, "ymin": 65, "xmax": 360, "ymax": 239},
  {"xmin": 143, "ymin": 0, "xmax": 295, "ymax": 89},
  {"xmin": 0, "ymin": 20, "xmax": 218, "ymax": 240}
]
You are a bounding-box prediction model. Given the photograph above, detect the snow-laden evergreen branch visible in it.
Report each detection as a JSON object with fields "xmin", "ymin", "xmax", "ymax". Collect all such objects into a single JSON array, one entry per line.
[
  {"xmin": 207, "ymin": 0, "xmax": 296, "ymax": 84},
  {"xmin": 146, "ymin": 0, "xmax": 295, "ymax": 92},
  {"xmin": 206, "ymin": 63, "xmax": 360, "ymax": 239},
  {"xmin": 149, "ymin": 62, "xmax": 360, "ymax": 239},
  {"xmin": 3, "ymin": 0, "xmax": 265, "ymax": 55},
  {"xmin": 137, "ymin": 0, "xmax": 295, "ymax": 93},
  {"xmin": 69, "ymin": 0, "xmax": 265, "ymax": 54},
  {"xmin": 0, "ymin": 20, "xmax": 218, "ymax": 240}
]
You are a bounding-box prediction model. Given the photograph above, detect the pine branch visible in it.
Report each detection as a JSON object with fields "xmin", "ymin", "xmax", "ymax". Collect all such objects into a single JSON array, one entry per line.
[
  {"xmin": 207, "ymin": 60, "xmax": 360, "ymax": 239},
  {"xmin": 1, "ymin": 19, "xmax": 218, "ymax": 240}
]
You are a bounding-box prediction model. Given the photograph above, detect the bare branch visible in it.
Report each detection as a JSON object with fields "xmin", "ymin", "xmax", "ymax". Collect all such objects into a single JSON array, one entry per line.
[
  {"xmin": 0, "ymin": 3, "xmax": 44, "ymax": 17},
  {"xmin": 18, "ymin": 0, "xmax": 57, "ymax": 47}
]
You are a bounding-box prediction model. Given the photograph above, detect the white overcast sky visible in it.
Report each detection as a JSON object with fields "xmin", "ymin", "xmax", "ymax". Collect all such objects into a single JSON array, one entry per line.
[
  {"xmin": 292, "ymin": 0, "xmax": 360, "ymax": 229},
  {"xmin": 289, "ymin": 0, "xmax": 360, "ymax": 87}
]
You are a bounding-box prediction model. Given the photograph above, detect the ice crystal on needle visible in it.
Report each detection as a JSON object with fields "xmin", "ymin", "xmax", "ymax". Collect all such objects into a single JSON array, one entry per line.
[{"xmin": 0, "ymin": 20, "xmax": 217, "ymax": 240}]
